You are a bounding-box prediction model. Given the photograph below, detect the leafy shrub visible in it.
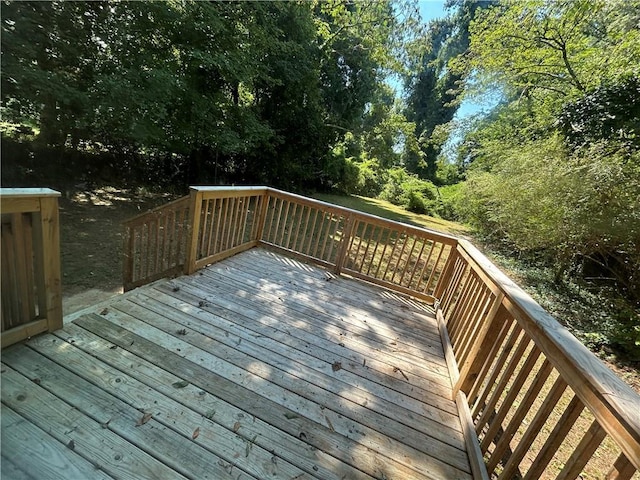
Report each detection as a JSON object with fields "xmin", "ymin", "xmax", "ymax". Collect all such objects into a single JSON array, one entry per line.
[
  {"xmin": 460, "ymin": 135, "xmax": 640, "ymax": 303},
  {"xmin": 379, "ymin": 167, "xmax": 438, "ymax": 214},
  {"xmin": 434, "ymin": 183, "xmax": 463, "ymax": 220}
]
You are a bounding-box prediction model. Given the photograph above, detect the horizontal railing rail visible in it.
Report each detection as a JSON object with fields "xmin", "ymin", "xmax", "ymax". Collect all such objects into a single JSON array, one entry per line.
[
  {"xmin": 1, "ymin": 188, "xmax": 63, "ymax": 348},
  {"xmin": 123, "ymin": 185, "xmax": 640, "ymax": 479}
]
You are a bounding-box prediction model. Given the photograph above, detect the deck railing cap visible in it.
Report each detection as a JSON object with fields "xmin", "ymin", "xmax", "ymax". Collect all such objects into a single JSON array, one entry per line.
[{"xmin": 0, "ymin": 188, "xmax": 61, "ymax": 198}]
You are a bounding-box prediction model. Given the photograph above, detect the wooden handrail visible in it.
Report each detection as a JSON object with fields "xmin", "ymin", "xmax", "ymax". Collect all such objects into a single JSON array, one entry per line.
[
  {"xmin": 1, "ymin": 188, "xmax": 62, "ymax": 348},
  {"xmin": 439, "ymin": 238, "xmax": 640, "ymax": 478},
  {"xmin": 122, "ymin": 185, "xmax": 640, "ymax": 478},
  {"xmin": 460, "ymin": 240, "xmax": 639, "ymax": 468}
]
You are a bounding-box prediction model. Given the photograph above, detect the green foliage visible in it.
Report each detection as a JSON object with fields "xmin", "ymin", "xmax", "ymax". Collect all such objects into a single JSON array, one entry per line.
[
  {"xmin": 379, "ymin": 167, "xmax": 438, "ymax": 214},
  {"xmin": 558, "ymin": 76, "xmax": 640, "ymax": 151},
  {"xmin": 1, "ymin": 0, "xmax": 407, "ymax": 191},
  {"xmin": 461, "ymin": 135, "xmax": 640, "ymax": 298},
  {"xmin": 434, "ymin": 183, "xmax": 463, "ymax": 220},
  {"xmin": 403, "ymin": 0, "xmax": 493, "ymax": 180}
]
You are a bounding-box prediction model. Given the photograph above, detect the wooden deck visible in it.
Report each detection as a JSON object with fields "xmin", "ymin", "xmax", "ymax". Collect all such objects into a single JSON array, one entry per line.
[{"xmin": 1, "ymin": 248, "xmax": 472, "ymax": 480}]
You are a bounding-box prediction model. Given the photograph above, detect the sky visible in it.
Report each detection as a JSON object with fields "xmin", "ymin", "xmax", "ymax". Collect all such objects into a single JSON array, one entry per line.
[{"xmin": 419, "ymin": 0, "xmax": 448, "ymax": 25}]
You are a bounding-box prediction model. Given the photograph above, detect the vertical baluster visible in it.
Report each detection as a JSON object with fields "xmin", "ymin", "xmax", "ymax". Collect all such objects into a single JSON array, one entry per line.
[
  {"xmin": 466, "ymin": 310, "xmax": 513, "ymax": 404},
  {"xmin": 406, "ymin": 238, "xmax": 427, "ymax": 290},
  {"xmin": 366, "ymin": 226, "xmax": 385, "ymax": 276},
  {"xmin": 397, "ymin": 235, "xmax": 418, "ymax": 287},
  {"xmin": 278, "ymin": 200, "xmax": 291, "ymax": 246},
  {"xmin": 472, "ymin": 324, "xmax": 523, "ymax": 419},
  {"xmin": 389, "ymin": 232, "xmax": 410, "ymax": 284},
  {"xmin": 423, "ymin": 243, "xmax": 446, "ymax": 295},
  {"xmin": 480, "ymin": 346, "xmax": 542, "ymax": 452},
  {"xmin": 486, "ymin": 359, "xmax": 553, "ymax": 473},
  {"xmin": 606, "ymin": 454, "xmax": 636, "ymax": 480},
  {"xmin": 555, "ymin": 420, "xmax": 607, "ymax": 480},
  {"xmin": 518, "ymin": 394, "xmax": 583, "ymax": 480}
]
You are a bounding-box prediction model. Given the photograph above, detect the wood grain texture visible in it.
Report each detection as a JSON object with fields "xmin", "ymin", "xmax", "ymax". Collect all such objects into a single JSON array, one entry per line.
[{"xmin": 2, "ymin": 249, "xmax": 473, "ymax": 480}]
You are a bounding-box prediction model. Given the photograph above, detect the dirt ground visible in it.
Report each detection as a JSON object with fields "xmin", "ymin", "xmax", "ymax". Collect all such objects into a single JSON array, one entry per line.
[{"xmin": 59, "ymin": 186, "xmax": 178, "ymax": 315}]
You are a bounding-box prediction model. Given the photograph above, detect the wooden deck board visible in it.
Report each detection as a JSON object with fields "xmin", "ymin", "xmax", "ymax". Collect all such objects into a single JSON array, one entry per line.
[{"xmin": 1, "ymin": 248, "xmax": 472, "ymax": 480}]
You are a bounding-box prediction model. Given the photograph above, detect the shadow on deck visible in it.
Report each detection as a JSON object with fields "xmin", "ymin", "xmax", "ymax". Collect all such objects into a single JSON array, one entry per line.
[{"xmin": 1, "ymin": 248, "xmax": 470, "ymax": 480}]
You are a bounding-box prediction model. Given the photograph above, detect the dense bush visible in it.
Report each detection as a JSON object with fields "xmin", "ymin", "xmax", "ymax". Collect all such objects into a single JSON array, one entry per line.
[
  {"xmin": 460, "ymin": 135, "xmax": 640, "ymax": 303},
  {"xmin": 379, "ymin": 167, "xmax": 438, "ymax": 214}
]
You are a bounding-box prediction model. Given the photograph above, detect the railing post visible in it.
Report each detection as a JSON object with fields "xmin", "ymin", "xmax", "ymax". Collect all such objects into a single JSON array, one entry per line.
[
  {"xmin": 334, "ymin": 213, "xmax": 356, "ymax": 275},
  {"xmin": 185, "ymin": 187, "xmax": 204, "ymax": 275},
  {"xmin": 35, "ymin": 195, "xmax": 63, "ymax": 332},
  {"xmin": 122, "ymin": 223, "xmax": 135, "ymax": 291}
]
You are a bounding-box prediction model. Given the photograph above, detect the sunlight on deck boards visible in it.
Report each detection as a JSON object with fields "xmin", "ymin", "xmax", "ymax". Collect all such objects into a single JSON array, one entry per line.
[{"xmin": 1, "ymin": 248, "xmax": 472, "ymax": 480}]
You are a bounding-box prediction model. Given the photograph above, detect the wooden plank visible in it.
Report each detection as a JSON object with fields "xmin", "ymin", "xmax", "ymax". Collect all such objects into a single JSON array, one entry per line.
[
  {"xmin": 0, "ymin": 197, "xmax": 42, "ymax": 214},
  {"xmin": 2, "ymin": 219, "xmax": 19, "ymax": 329},
  {"xmin": 189, "ymin": 265, "xmax": 449, "ymax": 377},
  {"xmin": 92, "ymin": 306, "xmax": 469, "ymax": 467},
  {"xmin": 1, "ymin": 364, "xmax": 190, "ymax": 479},
  {"xmin": 1, "ymin": 405, "xmax": 114, "ymax": 480},
  {"xmin": 456, "ymin": 391, "xmax": 490, "ymax": 480},
  {"xmin": 114, "ymin": 293, "xmax": 462, "ymax": 435},
  {"xmin": 45, "ymin": 324, "xmax": 375, "ymax": 480},
  {"xmin": 11, "ymin": 213, "xmax": 32, "ymax": 323},
  {"xmin": 70, "ymin": 314, "xmax": 472, "ymax": 480},
  {"xmin": 195, "ymin": 186, "xmax": 268, "ymax": 200},
  {"xmin": 214, "ymin": 256, "xmax": 445, "ymax": 363},
  {"xmin": 144, "ymin": 282, "xmax": 455, "ymax": 407},
  {"xmin": 121, "ymin": 195, "xmax": 189, "ymax": 227},
  {"xmin": 437, "ymin": 308, "xmax": 459, "ymax": 393},
  {"xmin": 146, "ymin": 285, "xmax": 455, "ymax": 408},
  {"xmin": 193, "ymin": 240, "xmax": 257, "ymax": 270},
  {"xmin": 4, "ymin": 342, "xmax": 296, "ymax": 480},
  {"xmin": 1, "ymin": 455, "xmax": 35, "ymax": 480},
  {"xmin": 223, "ymin": 250, "xmax": 443, "ymax": 345}
]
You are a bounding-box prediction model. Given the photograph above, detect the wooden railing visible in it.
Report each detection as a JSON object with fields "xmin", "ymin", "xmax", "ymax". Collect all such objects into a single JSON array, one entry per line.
[
  {"xmin": 437, "ymin": 240, "xmax": 640, "ymax": 480},
  {"xmin": 1, "ymin": 188, "xmax": 63, "ymax": 348},
  {"xmin": 123, "ymin": 186, "xmax": 640, "ymax": 479}
]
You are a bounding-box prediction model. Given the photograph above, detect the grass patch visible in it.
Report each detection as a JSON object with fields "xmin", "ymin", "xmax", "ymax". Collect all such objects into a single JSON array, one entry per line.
[{"xmin": 312, "ymin": 193, "xmax": 470, "ymax": 237}]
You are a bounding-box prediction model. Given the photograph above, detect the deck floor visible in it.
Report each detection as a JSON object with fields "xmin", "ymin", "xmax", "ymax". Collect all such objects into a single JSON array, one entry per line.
[{"xmin": 1, "ymin": 248, "xmax": 471, "ymax": 480}]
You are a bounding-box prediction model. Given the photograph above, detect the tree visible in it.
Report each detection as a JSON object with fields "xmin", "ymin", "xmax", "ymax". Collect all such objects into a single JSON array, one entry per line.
[
  {"xmin": 457, "ymin": 0, "xmax": 640, "ymax": 305},
  {"xmin": 403, "ymin": 1, "xmax": 494, "ymax": 180}
]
